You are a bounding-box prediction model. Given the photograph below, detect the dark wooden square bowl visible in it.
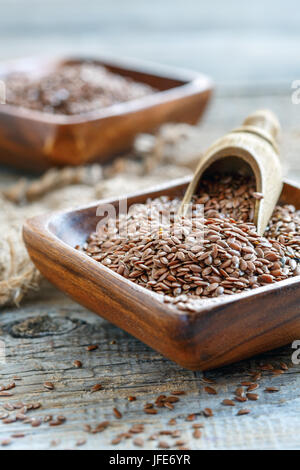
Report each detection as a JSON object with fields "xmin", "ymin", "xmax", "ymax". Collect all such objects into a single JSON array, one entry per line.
[
  {"xmin": 0, "ymin": 56, "xmax": 212, "ymax": 172},
  {"xmin": 23, "ymin": 178, "xmax": 300, "ymax": 370}
]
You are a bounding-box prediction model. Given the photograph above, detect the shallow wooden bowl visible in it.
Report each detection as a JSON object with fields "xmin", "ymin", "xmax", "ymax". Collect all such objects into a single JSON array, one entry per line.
[
  {"xmin": 23, "ymin": 178, "xmax": 300, "ymax": 370},
  {"xmin": 0, "ymin": 56, "xmax": 212, "ymax": 172}
]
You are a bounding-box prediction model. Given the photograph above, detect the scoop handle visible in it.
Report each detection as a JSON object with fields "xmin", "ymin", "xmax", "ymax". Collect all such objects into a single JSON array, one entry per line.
[{"xmin": 237, "ymin": 109, "xmax": 280, "ymax": 151}]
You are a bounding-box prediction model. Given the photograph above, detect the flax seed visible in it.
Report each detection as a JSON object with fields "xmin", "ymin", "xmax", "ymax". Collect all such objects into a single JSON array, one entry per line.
[
  {"xmin": 186, "ymin": 413, "xmax": 196, "ymax": 421},
  {"xmin": 246, "ymin": 393, "xmax": 259, "ymax": 401},
  {"xmin": 1, "ymin": 439, "xmax": 11, "ymax": 446},
  {"xmin": 158, "ymin": 441, "xmax": 170, "ymax": 449},
  {"xmin": 43, "ymin": 382, "xmax": 55, "ymax": 390},
  {"xmin": 222, "ymin": 399, "xmax": 235, "ymax": 406},
  {"xmin": 237, "ymin": 409, "xmax": 251, "ymax": 416},
  {"xmin": 90, "ymin": 383, "xmax": 102, "ymax": 393},
  {"xmin": 76, "ymin": 439, "xmax": 86, "ymax": 447},
  {"xmin": 133, "ymin": 437, "xmax": 144, "ymax": 447},
  {"xmin": 86, "ymin": 344, "xmax": 98, "ymax": 351},
  {"xmin": 73, "ymin": 360, "xmax": 82, "ymax": 368},
  {"xmin": 144, "ymin": 408, "xmax": 158, "ymax": 415},
  {"xmin": 128, "ymin": 396, "xmax": 136, "ymax": 401},
  {"xmin": 203, "ymin": 408, "xmax": 213, "ymax": 417},
  {"xmin": 204, "ymin": 386, "xmax": 217, "ymax": 395},
  {"xmin": 113, "ymin": 407, "xmax": 122, "ymax": 419},
  {"xmin": 193, "ymin": 429, "xmax": 202, "ymax": 439},
  {"xmin": 168, "ymin": 418, "xmax": 177, "ymax": 426},
  {"xmin": 247, "ymin": 384, "xmax": 259, "ymax": 392},
  {"xmin": 265, "ymin": 387, "xmax": 280, "ymax": 393}
]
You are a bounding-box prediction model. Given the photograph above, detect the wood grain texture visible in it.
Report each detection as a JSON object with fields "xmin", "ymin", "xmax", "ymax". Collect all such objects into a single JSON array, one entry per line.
[
  {"xmin": 0, "ymin": 284, "xmax": 299, "ymax": 450},
  {"xmin": 23, "ymin": 179, "xmax": 300, "ymax": 371},
  {"xmin": 0, "ymin": 56, "xmax": 212, "ymax": 171}
]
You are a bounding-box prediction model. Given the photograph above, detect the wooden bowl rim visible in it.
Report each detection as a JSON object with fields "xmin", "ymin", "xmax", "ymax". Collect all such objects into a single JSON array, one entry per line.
[{"xmin": 0, "ymin": 55, "xmax": 213, "ymax": 125}]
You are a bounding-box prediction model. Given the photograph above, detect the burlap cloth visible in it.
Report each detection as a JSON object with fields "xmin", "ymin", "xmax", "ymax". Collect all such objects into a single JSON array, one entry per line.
[{"xmin": 0, "ymin": 124, "xmax": 205, "ymax": 307}]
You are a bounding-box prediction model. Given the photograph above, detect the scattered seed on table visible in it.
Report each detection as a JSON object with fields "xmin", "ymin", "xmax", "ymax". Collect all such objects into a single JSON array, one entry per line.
[
  {"xmin": 247, "ymin": 383, "xmax": 259, "ymax": 392},
  {"xmin": 133, "ymin": 438, "xmax": 144, "ymax": 447},
  {"xmin": 91, "ymin": 383, "xmax": 102, "ymax": 393},
  {"xmin": 260, "ymin": 364, "xmax": 274, "ymax": 371},
  {"xmin": 113, "ymin": 407, "xmax": 122, "ymax": 419},
  {"xmin": 175, "ymin": 440, "xmax": 186, "ymax": 446},
  {"xmin": 265, "ymin": 387, "xmax": 280, "ymax": 393},
  {"xmin": 193, "ymin": 429, "xmax": 202, "ymax": 439},
  {"xmin": 111, "ymin": 437, "xmax": 122, "ymax": 445},
  {"xmin": 86, "ymin": 345, "xmax": 98, "ymax": 351},
  {"xmin": 168, "ymin": 418, "xmax": 177, "ymax": 426},
  {"xmin": 0, "ymin": 391, "xmax": 14, "ymax": 397},
  {"xmin": 158, "ymin": 441, "xmax": 170, "ymax": 449},
  {"xmin": 251, "ymin": 372, "xmax": 262, "ymax": 381},
  {"xmin": 272, "ymin": 369, "xmax": 284, "ymax": 376},
  {"xmin": 128, "ymin": 396, "xmax": 136, "ymax": 401},
  {"xmin": 164, "ymin": 402, "xmax": 174, "ymax": 410},
  {"xmin": 44, "ymin": 382, "xmax": 55, "ymax": 390},
  {"xmin": 186, "ymin": 413, "xmax": 196, "ymax": 421},
  {"xmin": 237, "ymin": 409, "xmax": 251, "ymax": 416},
  {"xmin": 3, "ymin": 403, "xmax": 14, "ymax": 411},
  {"xmin": 145, "ymin": 408, "xmax": 158, "ymax": 415},
  {"xmin": 0, "ymin": 382, "xmax": 16, "ymax": 391},
  {"xmin": 76, "ymin": 439, "xmax": 86, "ymax": 447},
  {"xmin": 49, "ymin": 416, "xmax": 66, "ymax": 426},
  {"xmin": 160, "ymin": 430, "xmax": 172, "ymax": 436},
  {"xmin": 1, "ymin": 439, "xmax": 11, "ymax": 446},
  {"xmin": 171, "ymin": 390, "xmax": 186, "ymax": 396},
  {"xmin": 144, "ymin": 403, "xmax": 153, "ymax": 409},
  {"xmin": 280, "ymin": 362, "xmax": 289, "ymax": 371},
  {"xmin": 235, "ymin": 387, "xmax": 245, "ymax": 397},
  {"xmin": 166, "ymin": 396, "xmax": 179, "ymax": 403},
  {"xmin": 192, "ymin": 423, "xmax": 204, "ymax": 429},
  {"xmin": 31, "ymin": 419, "xmax": 41, "ymax": 427},
  {"xmin": 43, "ymin": 415, "xmax": 53, "ymax": 423},
  {"xmin": 94, "ymin": 421, "xmax": 110, "ymax": 433},
  {"xmin": 73, "ymin": 360, "xmax": 82, "ymax": 368},
  {"xmin": 203, "ymin": 408, "xmax": 214, "ymax": 417},
  {"xmin": 235, "ymin": 396, "xmax": 248, "ymax": 403},
  {"xmin": 202, "ymin": 376, "xmax": 216, "ymax": 384},
  {"xmin": 247, "ymin": 393, "xmax": 259, "ymax": 401},
  {"xmin": 129, "ymin": 424, "xmax": 144, "ymax": 434},
  {"xmin": 11, "ymin": 433, "xmax": 25, "ymax": 438},
  {"xmin": 16, "ymin": 414, "xmax": 26, "ymax": 421},
  {"xmin": 50, "ymin": 440, "xmax": 60, "ymax": 447},
  {"xmin": 222, "ymin": 399, "xmax": 235, "ymax": 406},
  {"xmin": 2, "ymin": 418, "xmax": 16, "ymax": 424},
  {"xmin": 204, "ymin": 386, "xmax": 217, "ymax": 395}
]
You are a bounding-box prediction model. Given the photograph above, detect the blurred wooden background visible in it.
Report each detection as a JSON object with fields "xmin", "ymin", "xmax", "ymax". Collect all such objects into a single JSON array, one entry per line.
[
  {"xmin": 0, "ymin": 0, "xmax": 299, "ymax": 88},
  {"xmin": 0, "ymin": 0, "xmax": 299, "ymax": 177}
]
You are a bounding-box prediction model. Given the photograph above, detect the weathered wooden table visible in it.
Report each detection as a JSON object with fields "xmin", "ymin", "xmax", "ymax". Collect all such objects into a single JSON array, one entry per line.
[{"xmin": 0, "ymin": 86, "xmax": 299, "ymax": 450}]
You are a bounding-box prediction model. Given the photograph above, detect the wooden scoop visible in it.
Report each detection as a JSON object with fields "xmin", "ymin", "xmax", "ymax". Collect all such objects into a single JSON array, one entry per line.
[{"xmin": 178, "ymin": 110, "xmax": 283, "ymax": 235}]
